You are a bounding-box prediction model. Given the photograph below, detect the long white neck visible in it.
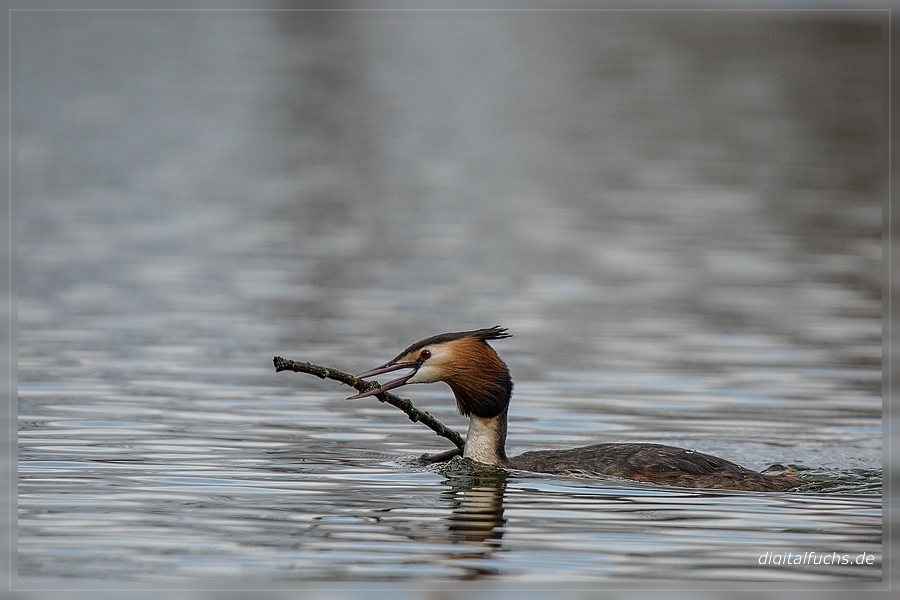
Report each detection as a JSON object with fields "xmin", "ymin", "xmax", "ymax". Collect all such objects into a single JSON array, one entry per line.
[{"xmin": 463, "ymin": 412, "xmax": 509, "ymax": 466}]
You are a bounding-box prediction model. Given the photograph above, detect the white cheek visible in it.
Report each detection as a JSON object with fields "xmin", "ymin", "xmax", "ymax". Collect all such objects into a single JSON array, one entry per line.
[{"xmin": 408, "ymin": 363, "xmax": 441, "ymax": 384}]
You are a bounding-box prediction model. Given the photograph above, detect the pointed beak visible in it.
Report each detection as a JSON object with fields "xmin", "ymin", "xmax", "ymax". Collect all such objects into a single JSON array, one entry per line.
[{"xmin": 348, "ymin": 360, "xmax": 420, "ymax": 399}]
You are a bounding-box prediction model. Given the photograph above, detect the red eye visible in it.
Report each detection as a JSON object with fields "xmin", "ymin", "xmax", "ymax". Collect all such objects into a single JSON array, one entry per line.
[{"xmin": 420, "ymin": 349, "xmax": 431, "ymax": 361}]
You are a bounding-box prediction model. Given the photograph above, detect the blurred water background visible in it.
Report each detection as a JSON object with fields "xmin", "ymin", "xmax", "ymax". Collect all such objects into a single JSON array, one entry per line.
[{"xmin": 13, "ymin": 9, "xmax": 886, "ymax": 589}]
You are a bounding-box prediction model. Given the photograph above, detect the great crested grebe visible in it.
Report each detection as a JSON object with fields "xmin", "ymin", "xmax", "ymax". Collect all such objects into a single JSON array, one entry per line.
[{"xmin": 349, "ymin": 326, "xmax": 802, "ymax": 491}]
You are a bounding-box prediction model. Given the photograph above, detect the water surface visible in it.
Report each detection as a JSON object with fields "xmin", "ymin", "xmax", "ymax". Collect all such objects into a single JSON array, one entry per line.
[{"xmin": 14, "ymin": 11, "xmax": 884, "ymax": 585}]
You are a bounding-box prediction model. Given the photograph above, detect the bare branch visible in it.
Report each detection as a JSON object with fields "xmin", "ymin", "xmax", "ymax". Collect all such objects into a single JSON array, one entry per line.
[{"xmin": 273, "ymin": 356, "xmax": 465, "ymax": 456}]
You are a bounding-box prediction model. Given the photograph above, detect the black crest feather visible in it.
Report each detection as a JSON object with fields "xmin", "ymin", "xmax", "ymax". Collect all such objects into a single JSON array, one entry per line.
[{"xmin": 393, "ymin": 326, "xmax": 510, "ymax": 361}]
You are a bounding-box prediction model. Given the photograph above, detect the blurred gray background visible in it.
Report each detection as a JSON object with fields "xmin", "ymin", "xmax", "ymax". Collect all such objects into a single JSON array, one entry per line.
[{"xmin": 11, "ymin": 8, "xmax": 888, "ymax": 587}]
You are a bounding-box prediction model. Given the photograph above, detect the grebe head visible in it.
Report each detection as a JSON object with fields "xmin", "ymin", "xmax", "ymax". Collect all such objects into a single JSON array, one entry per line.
[{"xmin": 349, "ymin": 326, "xmax": 513, "ymax": 418}]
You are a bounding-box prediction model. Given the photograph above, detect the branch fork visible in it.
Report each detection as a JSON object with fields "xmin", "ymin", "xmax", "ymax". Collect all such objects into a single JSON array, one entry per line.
[{"xmin": 273, "ymin": 356, "xmax": 464, "ymax": 461}]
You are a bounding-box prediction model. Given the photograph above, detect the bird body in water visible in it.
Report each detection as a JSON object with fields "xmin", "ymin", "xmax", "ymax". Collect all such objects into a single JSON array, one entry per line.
[{"xmin": 350, "ymin": 327, "xmax": 802, "ymax": 491}]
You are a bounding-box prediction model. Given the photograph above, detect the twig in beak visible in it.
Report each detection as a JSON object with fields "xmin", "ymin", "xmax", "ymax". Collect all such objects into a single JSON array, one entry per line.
[{"xmin": 273, "ymin": 356, "xmax": 464, "ymax": 453}]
